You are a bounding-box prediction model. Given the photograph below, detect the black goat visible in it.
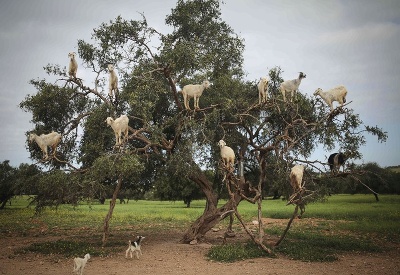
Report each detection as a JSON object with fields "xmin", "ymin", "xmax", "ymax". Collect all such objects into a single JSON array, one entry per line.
[{"xmin": 328, "ymin": 153, "xmax": 346, "ymax": 174}]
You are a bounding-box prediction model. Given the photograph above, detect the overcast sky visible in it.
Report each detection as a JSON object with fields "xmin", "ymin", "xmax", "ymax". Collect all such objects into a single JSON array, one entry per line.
[{"xmin": 0, "ymin": 0, "xmax": 399, "ymax": 168}]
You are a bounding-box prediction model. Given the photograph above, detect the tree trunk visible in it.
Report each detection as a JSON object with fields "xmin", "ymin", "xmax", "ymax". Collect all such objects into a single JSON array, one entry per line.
[
  {"xmin": 181, "ymin": 170, "xmax": 246, "ymax": 243},
  {"xmin": 102, "ymin": 175, "xmax": 123, "ymax": 246}
]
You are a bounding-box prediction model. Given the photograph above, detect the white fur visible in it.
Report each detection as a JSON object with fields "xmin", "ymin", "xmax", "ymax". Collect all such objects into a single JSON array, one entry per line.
[
  {"xmin": 29, "ymin": 131, "xmax": 62, "ymax": 160},
  {"xmin": 258, "ymin": 77, "xmax": 269, "ymax": 104},
  {"xmin": 314, "ymin": 85, "xmax": 348, "ymax": 111},
  {"xmin": 108, "ymin": 64, "xmax": 118, "ymax": 98},
  {"xmin": 280, "ymin": 72, "xmax": 306, "ymax": 102},
  {"xmin": 73, "ymin": 253, "xmax": 90, "ymax": 275},
  {"xmin": 105, "ymin": 114, "xmax": 129, "ymax": 146},
  {"xmin": 68, "ymin": 52, "xmax": 78, "ymax": 79},
  {"xmin": 181, "ymin": 80, "xmax": 210, "ymax": 110},
  {"xmin": 290, "ymin": 165, "xmax": 304, "ymax": 192},
  {"xmin": 218, "ymin": 139, "xmax": 235, "ymax": 167},
  {"xmin": 125, "ymin": 236, "xmax": 145, "ymax": 259}
]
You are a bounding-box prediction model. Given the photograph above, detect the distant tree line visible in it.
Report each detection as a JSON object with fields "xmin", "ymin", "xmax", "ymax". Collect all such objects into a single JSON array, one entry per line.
[{"xmin": 1, "ymin": 160, "xmax": 399, "ymax": 210}]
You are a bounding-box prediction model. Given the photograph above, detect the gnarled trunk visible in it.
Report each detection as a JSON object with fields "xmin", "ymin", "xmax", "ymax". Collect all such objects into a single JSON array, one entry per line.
[{"xmin": 181, "ymin": 170, "xmax": 246, "ymax": 243}]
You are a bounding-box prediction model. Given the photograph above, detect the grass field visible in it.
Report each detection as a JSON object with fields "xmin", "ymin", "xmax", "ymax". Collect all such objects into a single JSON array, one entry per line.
[{"xmin": 1, "ymin": 194, "xmax": 399, "ymax": 262}]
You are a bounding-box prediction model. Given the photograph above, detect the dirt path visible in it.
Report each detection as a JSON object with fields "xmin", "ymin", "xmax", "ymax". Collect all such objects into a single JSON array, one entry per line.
[{"xmin": 1, "ymin": 229, "xmax": 399, "ymax": 275}]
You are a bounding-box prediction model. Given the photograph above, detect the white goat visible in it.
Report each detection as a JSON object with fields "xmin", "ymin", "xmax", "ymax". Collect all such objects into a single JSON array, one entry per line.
[
  {"xmin": 181, "ymin": 80, "xmax": 211, "ymax": 110},
  {"xmin": 108, "ymin": 64, "xmax": 118, "ymax": 98},
  {"xmin": 73, "ymin": 253, "xmax": 90, "ymax": 275},
  {"xmin": 258, "ymin": 77, "xmax": 269, "ymax": 104},
  {"xmin": 218, "ymin": 139, "xmax": 235, "ymax": 168},
  {"xmin": 125, "ymin": 236, "xmax": 145, "ymax": 259},
  {"xmin": 314, "ymin": 86, "xmax": 348, "ymax": 111},
  {"xmin": 29, "ymin": 131, "xmax": 62, "ymax": 160},
  {"xmin": 280, "ymin": 72, "xmax": 306, "ymax": 102},
  {"xmin": 68, "ymin": 52, "xmax": 78, "ymax": 79},
  {"xmin": 290, "ymin": 165, "xmax": 304, "ymax": 192},
  {"xmin": 105, "ymin": 114, "xmax": 129, "ymax": 146}
]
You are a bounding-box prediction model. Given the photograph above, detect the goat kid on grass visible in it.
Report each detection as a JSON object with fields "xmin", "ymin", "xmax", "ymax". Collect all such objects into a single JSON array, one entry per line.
[
  {"xmin": 73, "ymin": 253, "xmax": 90, "ymax": 275},
  {"xmin": 125, "ymin": 236, "xmax": 145, "ymax": 259}
]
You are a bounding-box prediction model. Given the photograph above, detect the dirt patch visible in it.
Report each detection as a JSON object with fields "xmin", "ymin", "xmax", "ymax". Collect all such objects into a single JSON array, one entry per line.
[{"xmin": 1, "ymin": 221, "xmax": 399, "ymax": 275}]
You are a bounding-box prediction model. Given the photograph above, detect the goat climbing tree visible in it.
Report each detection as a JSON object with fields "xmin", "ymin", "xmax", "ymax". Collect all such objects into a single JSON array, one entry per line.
[{"xmin": 21, "ymin": 0, "xmax": 387, "ymax": 250}]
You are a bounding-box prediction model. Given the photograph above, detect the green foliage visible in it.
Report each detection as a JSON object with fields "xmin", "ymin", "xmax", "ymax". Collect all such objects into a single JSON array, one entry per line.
[
  {"xmin": 163, "ymin": 0, "xmax": 244, "ymax": 78},
  {"xmin": 207, "ymin": 241, "xmax": 272, "ymax": 262},
  {"xmin": 88, "ymin": 154, "xmax": 144, "ymax": 182},
  {"xmin": 28, "ymin": 170, "xmax": 82, "ymax": 213},
  {"xmin": 275, "ymin": 232, "xmax": 380, "ymax": 262},
  {"xmin": 0, "ymin": 160, "xmax": 16, "ymax": 209},
  {"xmin": 321, "ymin": 162, "xmax": 400, "ymax": 195}
]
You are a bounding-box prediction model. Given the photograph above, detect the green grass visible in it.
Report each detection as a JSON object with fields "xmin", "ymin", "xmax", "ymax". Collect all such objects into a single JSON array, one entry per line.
[
  {"xmin": 207, "ymin": 241, "xmax": 274, "ymax": 262},
  {"xmin": 1, "ymin": 194, "xmax": 400, "ymax": 262},
  {"xmin": 19, "ymin": 240, "xmax": 107, "ymax": 257}
]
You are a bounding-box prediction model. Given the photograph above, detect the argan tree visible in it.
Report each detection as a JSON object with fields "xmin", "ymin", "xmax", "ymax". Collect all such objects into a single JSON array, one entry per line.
[{"xmin": 20, "ymin": 0, "xmax": 386, "ymax": 249}]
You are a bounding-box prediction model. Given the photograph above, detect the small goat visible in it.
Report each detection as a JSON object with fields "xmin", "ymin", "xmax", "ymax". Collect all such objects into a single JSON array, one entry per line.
[
  {"xmin": 105, "ymin": 114, "xmax": 129, "ymax": 146},
  {"xmin": 328, "ymin": 153, "xmax": 347, "ymax": 174},
  {"xmin": 257, "ymin": 77, "xmax": 269, "ymax": 104},
  {"xmin": 125, "ymin": 236, "xmax": 145, "ymax": 259},
  {"xmin": 29, "ymin": 131, "xmax": 62, "ymax": 160},
  {"xmin": 73, "ymin": 253, "xmax": 90, "ymax": 275},
  {"xmin": 289, "ymin": 164, "xmax": 306, "ymax": 217},
  {"xmin": 290, "ymin": 165, "xmax": 305, "ymax": 192},
  {"xmin": 68, "ymin": 52, "xmax": 78, "ymax": 79},
  {"xmin": 218, "ymin": 139, "xmax": 235, "ymax": 168},
  {"xmin": 108, "ymin": 64, "xmax": 118, "ymax": 98},
  {"xmin": 280, "ymin": 72, "xmax": 306, "ymax": 102},
  {"xmin": 314, "ymin": 86, "xmax": 348, "ymax": 111},
  {"xmin": 181, "ymin": 80, "xmax": 211, "ymax": 110}
]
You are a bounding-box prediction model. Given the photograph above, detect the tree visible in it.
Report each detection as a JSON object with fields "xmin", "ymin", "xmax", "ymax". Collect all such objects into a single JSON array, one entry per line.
[
  {"xmin": 20, "ymin": 0, "xmax": 387, "ymax": 250},
  {"xmin": 0, "ymin": 161, "xmax": 16, "ymax": 209}
]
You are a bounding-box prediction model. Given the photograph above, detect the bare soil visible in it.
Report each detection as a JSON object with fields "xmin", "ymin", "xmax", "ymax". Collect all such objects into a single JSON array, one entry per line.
[{"xmin": 1, "ymin": 219, "xmax": 399, "ymax": 275}]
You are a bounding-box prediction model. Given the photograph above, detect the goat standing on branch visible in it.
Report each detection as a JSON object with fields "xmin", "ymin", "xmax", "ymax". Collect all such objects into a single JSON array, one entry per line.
[
  {"xmin": 288, "ymin": 164, "xmax": 306, "ymax": 217},
  {"xmin": 29, "ymin": 131, "xmax": 62, "ymax": 160},
  {"xmin": 314, "ymin": 86, "xmax": 348, "ymax": 111},
  {"xmin": 280, "ymin": 72, "xmax": 306, "ymax": 102},
  {"xmin": 181, "ymin": 80, "xmax": 210, "ymax": 110},
  {"xmin": 290, "ymin": 165, "xmax": 304, "ymax": 192},
  {"xmin": 68, "ymin": 52, "xmax": 78, "ymax": 79},
  {"xmin": 108, "ymin": 64, "xmax": 118, "ymax": 99},
  {"xmin": 105, "ymin": 115, "xmax": 129, "ymax": 146},
  {"xmin": 218, "ymin": 139, "xmax": 235, "ymax": 171},
  {"xmin": 328, "ymin": 152, "xmax": 347, "ymax": 174},
  {"xmin": 258, "ymin": 77, "xmax": 269, "ymax": 104}
]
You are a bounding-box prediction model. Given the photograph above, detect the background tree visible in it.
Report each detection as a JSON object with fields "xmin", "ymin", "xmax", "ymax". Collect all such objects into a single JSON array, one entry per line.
[
  {"xmin": 0, "ymin": 161, "xmax": 16, "ymax": 209},
  {"xmin": 19, "ymin": 0, "xmax": 387, "ymax": 250}
]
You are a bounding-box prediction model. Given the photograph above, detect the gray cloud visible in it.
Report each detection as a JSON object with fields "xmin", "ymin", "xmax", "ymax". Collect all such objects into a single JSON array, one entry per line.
[{"xmin": 0, "ymin": 0, "xmax": 399, "ymax": 167}]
